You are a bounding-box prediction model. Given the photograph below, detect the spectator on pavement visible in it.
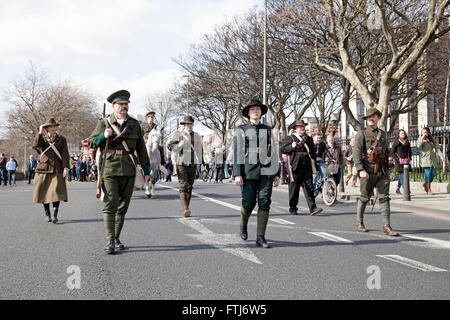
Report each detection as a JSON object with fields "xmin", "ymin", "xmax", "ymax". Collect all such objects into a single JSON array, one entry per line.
[
  {"xmin": 0, "ymin": 153, "xmax": 7, "ymax": 186},
  {"xmin": 390, "ymin": 129, "xmax": 412, "ymax": 194},
  {"xmin": 6, "ymin": 156, "xmax": 17, "ymax": 186},
  {"xmin": 28, "ymin": 155, "xmax": 37, "ymax": 184},
  {"xmin": 417, "ymin": 127, "xmax": 444, "ymax": 195},
  {"xmin": 344, "ymin": 137, "xmax": 358, "ymax": 187},
  {"xmin": 313, "ymin": 134, "xmax": 326, "ymax": 187},
  {"xmin": 324, "ymin": 135, "xmax": 344, "ymax": 187}
]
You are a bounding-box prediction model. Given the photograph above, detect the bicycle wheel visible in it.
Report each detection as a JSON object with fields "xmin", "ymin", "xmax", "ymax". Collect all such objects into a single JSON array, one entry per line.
[{"xmin": 322, "ymin": 178, "xmax": 337, "ymax": 206}]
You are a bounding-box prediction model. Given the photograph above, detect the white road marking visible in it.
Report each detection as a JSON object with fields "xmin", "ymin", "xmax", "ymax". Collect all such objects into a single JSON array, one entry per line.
[
  {"xmin": 308, "ymin": 232, "xmax": 354, "ymax": 243},
  {"xmin": 177, "ymin": 218, "xmax": 263, "ymax": 265},
  {"xmin": 178, "ymin": 218, "xmax": 213, "ymax": 234},
  {"xmin": 401, "ymin": 234, "xmax": 450, "ymax": 251},
  {"xmin": 270, "ymin": 218, "xmax": 296, "ymax": 225},
  {"xmin": 376, "ymin": 255, "xmax": 447, "ymax": 272}
]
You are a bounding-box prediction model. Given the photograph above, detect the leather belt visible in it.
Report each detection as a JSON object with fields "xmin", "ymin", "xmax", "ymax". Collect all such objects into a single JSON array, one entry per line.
[
  {"xmin": 294, "ymin": 151, "xmax": 309, "ymax": 155},
  {"xmin": 106, "ymin": 150, "xmax": 133, "ymax": 156}
]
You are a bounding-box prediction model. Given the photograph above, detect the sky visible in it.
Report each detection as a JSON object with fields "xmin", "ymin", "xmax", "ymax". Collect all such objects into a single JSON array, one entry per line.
[{"xmin": 0, "ymin": 0, "xmax": 261, "ymax": 134}]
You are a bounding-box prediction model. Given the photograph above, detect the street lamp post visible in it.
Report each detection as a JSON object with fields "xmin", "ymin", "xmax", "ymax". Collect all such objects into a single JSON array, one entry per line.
[
  {"xmin": 24, "ymin": 137, "xmax": 27, "ymax": 177},
  {"xmin": 182, "ymin": 75, "xmax": 189, "ymax": 115},
  {"xmin": 262, "ymin": 0, "xmax": 267, "ymax": 125}
]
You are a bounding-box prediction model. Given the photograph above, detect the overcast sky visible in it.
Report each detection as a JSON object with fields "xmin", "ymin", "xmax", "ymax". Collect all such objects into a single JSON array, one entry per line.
[{"xmin": 0, "ymin": 0, "xmax": 261, "ymax": 133}]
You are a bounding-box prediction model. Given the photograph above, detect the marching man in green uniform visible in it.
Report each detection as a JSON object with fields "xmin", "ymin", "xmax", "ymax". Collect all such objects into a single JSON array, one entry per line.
[
  {"xmin": 88, "ymin": 90, "xmax": 151, "ymax": 254},
  {"xmin": 141, "ymin": 111, "xmax": 158, "ymax": 141},
  {"xmin": 141, "ymin": 110, "xmax": 165, "ymax": 165},
  {"xmin": 233, "ymin": 97, "xmax": 280, "ymax": 248},
  {"xmin": 167, "ymin": 115, "xmax": 203, "ymax": 218},
  {"xmin": 353, "ymin": 107, "xmax": 399, "ymax": 236}
]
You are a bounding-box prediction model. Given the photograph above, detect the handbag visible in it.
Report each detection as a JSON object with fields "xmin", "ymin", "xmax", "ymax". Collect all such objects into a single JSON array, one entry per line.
[{"xmin": 396, "ymin": 152, "xmax": 410, "ymax": 165}]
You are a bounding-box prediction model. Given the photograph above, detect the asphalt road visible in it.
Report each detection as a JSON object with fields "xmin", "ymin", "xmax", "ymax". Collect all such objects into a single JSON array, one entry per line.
[{"xmin": 0, "ymin": 180, "xmax": 449, "ymax": 300}]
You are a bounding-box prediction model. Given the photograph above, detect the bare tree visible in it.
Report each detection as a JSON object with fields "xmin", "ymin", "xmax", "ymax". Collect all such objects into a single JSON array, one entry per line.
[
  {"xmin": 145, "ymin": 90, "xmax": 178, "ymax": 146},
  {"xmin": 307, "ymin": 0, "xmax": 449, "ymax": 131},
  {"xmin": 2, "ymin": 64, "xmax": 98, "ymax": 155}
]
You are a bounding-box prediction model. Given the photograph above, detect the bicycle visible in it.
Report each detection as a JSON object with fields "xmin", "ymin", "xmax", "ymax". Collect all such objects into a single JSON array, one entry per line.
[{"xmin": 313, "ymin": 160, "xmax": 338, "ymax": 206}]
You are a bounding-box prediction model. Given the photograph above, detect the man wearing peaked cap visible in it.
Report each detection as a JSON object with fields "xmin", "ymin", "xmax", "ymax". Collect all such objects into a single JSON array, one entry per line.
[
  {"xmin": 88, "ymin": 89, "xmax": 151, "ymax": 254},
  {"xmin": 106, "ymin": 90, "xmax": 130, "ymax": 104},
  {"xmin": 141, "ymin": 110, "xmax": 165, "ymax": 165}
]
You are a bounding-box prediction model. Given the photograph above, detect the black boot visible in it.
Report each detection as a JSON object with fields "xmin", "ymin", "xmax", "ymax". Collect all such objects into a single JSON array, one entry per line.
[
  {"xmin": 256, "ymin": 235, "xmax": 270, "ymax": 248},
  {"xmin": 104, "ymin": 240, "xmax": 115, "ymax": 254},
  {"xmin": 44, "ymin": 205, "xmax": 51, "ymax": 222},
  {"xmin": 240, "ymin": 225, "xmax": 248, "ymax": 240},
  {"xmin": 115, "ymin": 238, "xmax": 125, "ymax": 250},
  {"xmin": 52, "ymin": 207, "xmax": 59, "ymax": 224}
]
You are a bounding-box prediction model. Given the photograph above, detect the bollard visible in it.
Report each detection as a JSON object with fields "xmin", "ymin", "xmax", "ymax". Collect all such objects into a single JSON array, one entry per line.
[{"xmin": 403, "ymin": 161, "xmax": 411, "ymax": 201}]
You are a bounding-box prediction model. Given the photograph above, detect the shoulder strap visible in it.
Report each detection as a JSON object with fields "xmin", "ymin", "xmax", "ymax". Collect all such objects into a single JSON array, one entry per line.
[
  {"xmin": 365, "ymin": 129, "xmax": 381, "ymax": 148},
  {"xmin": 107, "ymin": 118, "xmax": 137, "ymax": 168}
]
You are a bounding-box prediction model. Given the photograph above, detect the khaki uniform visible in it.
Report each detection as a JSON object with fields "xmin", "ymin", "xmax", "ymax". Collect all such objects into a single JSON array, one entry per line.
[
  {"xmin": 141, "ymin": 121, "xmax": 165, "ymax": 164},
  {"xmin": 167, "ymin": 129, "xmax": 203, "ymax": 217},
  {"xmin": 353, "ymin": 125, "xmax": 391, "ymax": 225},
  {"xmin": 88, "ymin": 114, "xmax": 150, "ymax": 241},
  {"xmin": 32, "ymin": 133, "xmax": 70, "ymax": 204},
  {"xmin": 141, "ymin": 122, "xmax": 158, "ymax": 142}
]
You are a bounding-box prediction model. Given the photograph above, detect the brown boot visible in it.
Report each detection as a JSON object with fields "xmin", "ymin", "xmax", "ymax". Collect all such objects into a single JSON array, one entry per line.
[
  {"xmin": 180, "ymin": 192, "xmax": 191, "ymax": 218},
  {"xmin": 383, "ymin": 224, "xmax": 399, "ymax": 236},
  {"xmin": 422, "ymin": 182, "xmax": 428, "ymax": 193},
  {"xmin": 356, "ymin": 221, "xmax": 368, "ymax": 232},
  {"xmin": 185, "ymin": 192, "xmax": 192, "ymax": 217},
  {"xmin": 427, "ymin": 182, "xmax": 433, "ymax": 195}
]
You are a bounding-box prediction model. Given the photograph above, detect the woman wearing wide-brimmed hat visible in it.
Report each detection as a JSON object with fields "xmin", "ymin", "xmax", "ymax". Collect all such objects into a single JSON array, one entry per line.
[{"xmin": 32, "ymin": 118, "xmax": 70, "ymax": 223}]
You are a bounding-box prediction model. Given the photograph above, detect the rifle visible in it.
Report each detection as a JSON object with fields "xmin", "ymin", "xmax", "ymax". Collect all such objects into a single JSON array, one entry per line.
[
  {"xmin": 287, "ymin": 154, "xmax": 295, "ymax": 183},
  {"xmin": 96, "ymin": 103, "xmax": 108, "ymax": 198}
]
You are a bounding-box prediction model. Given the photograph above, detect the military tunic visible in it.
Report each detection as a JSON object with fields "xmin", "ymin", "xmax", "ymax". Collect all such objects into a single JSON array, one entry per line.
[
  {"xmin": 141, "ymin": 121, "xmax": 158, "ymax": 142},
  {"xmin": 167, "ymin": 129, "xmax": 202, "ymax": 194},
  {"xmin": 88, "ymin": 114, "xmax": 150, "ymax": 241},
  {"xmin": 233, "ymin": 122, "xmax": 279, "ymax": 236},
  {"xmin": 142, "ymin": 121, "xmax": 165, "ymax": 165},
  {"xmin": 32, "ymin": 133, "xmax": 70, "ymax": 204}
]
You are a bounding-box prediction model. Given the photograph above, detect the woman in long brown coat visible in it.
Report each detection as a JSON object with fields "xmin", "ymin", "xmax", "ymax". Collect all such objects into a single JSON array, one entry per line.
[{"xmin": 32, "ymin": 118, "xmax": 70, "ymax": 223}]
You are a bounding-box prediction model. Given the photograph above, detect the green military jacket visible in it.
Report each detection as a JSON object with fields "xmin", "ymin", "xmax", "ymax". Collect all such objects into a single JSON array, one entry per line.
[
  {"xmin": 233, "ymin": 122, "xmax": 279, "ymax": 180},
  {"xmin": 141, "ymin": 122, "xmax": 158, "ymax": 141},
  {"xmin": 353, "ymin": 125, "xmax": 389, "ymax": 174},
  {"xmin": 88, "ymin": 114, "xmax": 150, "ymax": 176}
]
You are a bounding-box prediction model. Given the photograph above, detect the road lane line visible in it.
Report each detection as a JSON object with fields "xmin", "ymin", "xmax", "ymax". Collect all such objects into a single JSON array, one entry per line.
[
  {"xmin": 308, "ymin": 232, "xmax": 354, "ymax": 243},
  {"xmin": 270, "ymin": 218, "xmax": 296, "ymax": 225},
  {"xmin": 178, "ymin": 218, "xmax": 213, "ymax": 234},
  {"xmin": 376, "ymin": 255, "xmax": 447, "ymax": 272},
  {"xmin": 401, "ymin": 234, "xmax": 450, "ymax": 250},
  {"xmin": 177, "ymin": 218, "xmax": 263, "ymax": 265}
]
